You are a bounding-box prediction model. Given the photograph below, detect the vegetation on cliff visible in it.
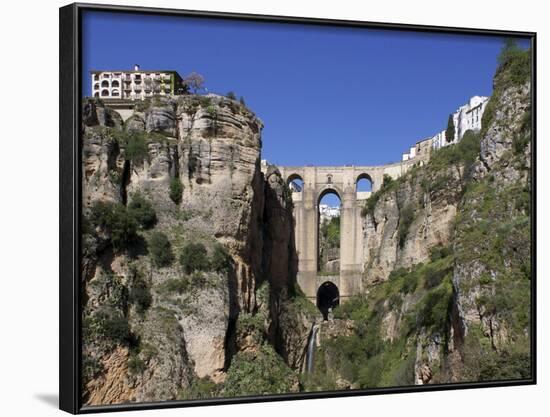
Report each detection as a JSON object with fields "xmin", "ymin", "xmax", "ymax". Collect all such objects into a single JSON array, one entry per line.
[
  {"xmin": 79, "ymin": 40, "xmax": 531, "ymax": 404},
  {"xmin": 342, "ymin": 42, "xmax": 532, "ymax": 386}
]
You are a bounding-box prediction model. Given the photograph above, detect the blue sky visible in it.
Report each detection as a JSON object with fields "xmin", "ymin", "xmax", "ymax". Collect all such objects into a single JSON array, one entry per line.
[{"xmin": 82, "ymin": 11, "xmax": 528, "ymax": 206}]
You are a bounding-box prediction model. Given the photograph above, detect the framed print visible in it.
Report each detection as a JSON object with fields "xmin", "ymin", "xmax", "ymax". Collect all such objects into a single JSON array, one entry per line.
[{"xmin": 59, "ymin": 3, "xmax": 536, "ymax": 413}]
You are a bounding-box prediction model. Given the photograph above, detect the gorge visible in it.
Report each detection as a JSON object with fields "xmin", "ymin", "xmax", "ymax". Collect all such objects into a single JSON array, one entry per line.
[{"xmin": 80, "ymin": 45, "xmax": 532, "ymax": 404}]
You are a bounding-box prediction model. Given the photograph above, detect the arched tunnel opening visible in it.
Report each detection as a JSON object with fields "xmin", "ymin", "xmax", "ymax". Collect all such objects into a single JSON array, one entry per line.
[{"xmin": 317, "ymin": 281, "xmax": 340, "ymax": 320}]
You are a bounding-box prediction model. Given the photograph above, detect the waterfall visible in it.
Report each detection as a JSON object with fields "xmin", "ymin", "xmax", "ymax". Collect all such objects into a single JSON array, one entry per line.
[{"xmin": 306, "ymin": 324, "xmax": 319, "ymax": 374}]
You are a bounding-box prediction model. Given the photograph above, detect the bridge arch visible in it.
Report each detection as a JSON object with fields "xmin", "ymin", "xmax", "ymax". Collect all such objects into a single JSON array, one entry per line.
[
  {"xmin": 356, "ymin": 172, "xmax": 373, "ymax": 199},
  {"xmin": 317, "ymin": 281, "xmax": 340, "ymax": 320},
  {"xmin": 317, "ymin": 187, "xmax": 342, "ymax": 274},
  {"xmin": 287, "ymin": 173, "xmax": 304, "ymax": 193},
  {"xmin": 317, "ymin": 184, "xmax": 344, "ymax": 204}
]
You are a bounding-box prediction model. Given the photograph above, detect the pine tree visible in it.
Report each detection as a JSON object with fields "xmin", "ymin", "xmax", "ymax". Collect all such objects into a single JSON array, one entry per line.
[{"xmin": 445, "ymin": 114, "xmax": 455, "ymax": 143}]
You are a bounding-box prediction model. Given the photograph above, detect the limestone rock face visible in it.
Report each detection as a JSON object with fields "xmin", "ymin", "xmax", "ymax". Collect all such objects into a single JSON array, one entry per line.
[
  {"xmin": 82, "ymin": 130, "xmax": 124, "ymax": 207},
  {"xmin": 125, "ymin": 140, "xmax": 179, "ymax": 220},
  {"xmin": 176, "ymin": 284, "xmax": 229, "ymax": 383},
  {"xmin": 175, "ymin": 95, "xmax": 265, "ymax": 312},
  {"xmin": 452, "ymin": 71, "xmax": 532, "ymax": 355},
  {"xmin": 362, "ymin": 170, "xmax": 461, "ymax": 286},
  {"xmin": 476, "ymin": 81, "xmax": 531, "ymax": 180},
  {"xmin": 125, "ymin": 115, "xmax": 146, "ymax": 133},
  {"xmin": 81, "ymin": 94, "xmax": 303, "ymax": 405},
  {"xmin": 262, "ymin": 165, "xmax": 297, "ymax": 292},
  {"xmin": 84, "ymin": 347, "xmax": 135, "ymax": 406},
  {"xmin": 145, "ymin": 102, "xmax": 177, "ymax": 136},
  {"xmin": 83, "ymin": 98, "xmax": 124, "ymax": 129},
  {"xmin": 133, "ymin": 308, "xmax": 194, "ymax": 403}
]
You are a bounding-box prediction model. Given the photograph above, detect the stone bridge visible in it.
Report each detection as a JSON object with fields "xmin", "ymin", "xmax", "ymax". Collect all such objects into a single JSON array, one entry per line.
[{"xmin": 276, "ymin": 160, "xmax": 417, "ymax": 307}]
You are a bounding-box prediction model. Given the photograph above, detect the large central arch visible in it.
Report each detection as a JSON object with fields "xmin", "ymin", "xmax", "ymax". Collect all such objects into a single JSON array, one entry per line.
[{"xmin": 317, "ymin": 187, "xmax": 342, "ymax": 274}]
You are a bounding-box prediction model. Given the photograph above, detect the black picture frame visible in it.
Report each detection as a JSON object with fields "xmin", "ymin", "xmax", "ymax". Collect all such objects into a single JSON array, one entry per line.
[{"xmin": 59, "ymin": 3, "xmax": 537, "ymax": 414}]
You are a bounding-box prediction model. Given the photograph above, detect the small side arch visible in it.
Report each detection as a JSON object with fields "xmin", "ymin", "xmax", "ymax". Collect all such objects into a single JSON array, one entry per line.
[
  {"xmin": 356, "ymin": 172, "xmax": 373, "ymax": 199},
  {"xmin": 287, "ymin": 173, "xmax": 304, "ymax": 193}
]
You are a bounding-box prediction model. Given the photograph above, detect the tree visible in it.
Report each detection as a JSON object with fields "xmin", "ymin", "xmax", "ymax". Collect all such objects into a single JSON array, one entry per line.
[
  {"xmin": 239, "ymin": 96, "xmax": 246, "ymax": 106},
  {"xmin": 127, "ymin": 193, "xmax": 157, "ymax": 228},
  {"xmin": 497, "ymin": 38, "xmax": 522, "ymax": 67},
  {"xmin": 226, "ymin": 91, "xmax": 236, "ymax": 100},
  {"xmin": 445, "ymin": 114, "xmax": 455, "ymax": 143},
  {"xmin": 182, "ymin": 72, "xmax": 205, "ymax": 94},
  {"xmin": 169, "ymin": 177, "xmax": 183, "ymax": 204},
  {"xmin": 125, "ymin": 132, "xmax": 148, "ymax": 162},
  {"xmin": 179, "ymin": 243, "xmax": 210, "ymax": 274},
  {"xmin": 89, "ymin": 201, "xmax": 138, "ymax": 252},
  {"xmin": 210, "ymin": 244, "xmax": 232, "ymax": 272},
  {"xmin": 148, "ymin": 231, "xmax": 174, "ymax": 267}
]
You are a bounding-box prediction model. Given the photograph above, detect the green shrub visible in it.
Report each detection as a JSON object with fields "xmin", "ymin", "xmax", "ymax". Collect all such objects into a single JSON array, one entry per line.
[
  {"xmin": 206, "ymin": 105, "xmax": 217, "ymax": 117},
  {"xmin": 429, "ymin": 245, "xmax": 452, "ymax": 262},
  {"xmin": 83, "ymin": 309, "xmax": 131, "ymax": 346},
  {"xmin": 401, "ymin": 272, "xmax": 419, "ymax": 294},
  {"xmin": 358, "ymin": 354, "xmax": 384, "ymax": 388},
  {"xmin": 148, "ymin": 232, "xmax": 174, "ymax": 267},
  {"xmin": 210, "ymin": 244, "xmax": 232, "ymax": 272},
  {"xmin": 389, "ymin": 267, "xmax": 409, "ymax": 281},
  {"xmin": 398, "ymin": 205, "xmax": 415, "ymax": 248},
  {"xmin": 90, "ymin": 201, "xmax": 138, "ymax": 251},
  {"xmin": 478, "ymin": 350, "xmax": 531, "ymax": 381},
  {"xmin": 179, "ymin": 243, "xmax": 209, "ymax": 274},
  {"xmin": 169, "ymin": 177, "xmax": 183, "ymax": 204},
  {"xmin": 497, "ymin": 39, "xmax": 531, "ymax": 86},
  {"xmin": 178, "ymin": 377, "xmax": 220, "ymax": 400},
  {"xmin": 222, "ymin": 344, "xmax": 295, "ymax": 397},
  {"xmin": 423, "ymin": 265, "xmax": 449, "ymax": 289},
  {"xmin": 199, "ymin": 96, "xmax": 211, "ymax": 107},
  {"xmin": 125, "ymin": 132, "xmax": 148, "ymax": 162},
  {"xmin": 128, "ymin": 355, "xmax": 146, "ymax": 375},
  {"xmin": 158, "ymin": 277, "xmax": 190, "ymax": 295},
  {"xmin": 418, "ymin": 280, "xmax": 453, "ymax": 330},
  {"xmin": 362, "ymin": 174, "xmax": 397, "ymax": 217},
  {"xmin": 82, "ymin": 355, "xmax": 103, "ymax": 381},
  {"xmin": 127, "ymin": 193, "xmax": 156, "ymax": 229},
  {"xmin": 128, "ymin": 266, "xmax": 152, "ymax": 315}
]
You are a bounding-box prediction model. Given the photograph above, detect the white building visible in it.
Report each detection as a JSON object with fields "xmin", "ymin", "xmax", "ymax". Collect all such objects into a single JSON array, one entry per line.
[
  {"xmin": 453, "ymin": 95, "xmax": 489, "ymax": 142},
  {"xmin": 319, "ymin": 204, "xmax": 340, "ymax": 222},
  {"xmin": 430, "ymin": 130, "xmax": 447, "ymax": 150},
  {"xmin": 90, "ymin": 64, "xmax": 184, "ymax": 100},
  {"xmin": 432, "ymin": 95, "xmax": 489, "ymax": 150},
  {"xmin": 402, "ymin": 137, "xmax": 432, "ymax": 162},
  {"xmin": 402, "ymin": 95, "xmax": 490, "ymax": 158}
]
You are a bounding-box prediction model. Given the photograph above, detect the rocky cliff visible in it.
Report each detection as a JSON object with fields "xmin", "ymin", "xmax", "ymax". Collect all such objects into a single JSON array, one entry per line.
[
  {"xmin": 308, "ymin": 46, "xmax": 532, "ymax": 388},
  {"xmin": 80, "ymin": 45, "xmax": 532, "ymax": 403},
  {"xmin": 81, "ymin": 95, "xmax": 314, "ymax": 405}
]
